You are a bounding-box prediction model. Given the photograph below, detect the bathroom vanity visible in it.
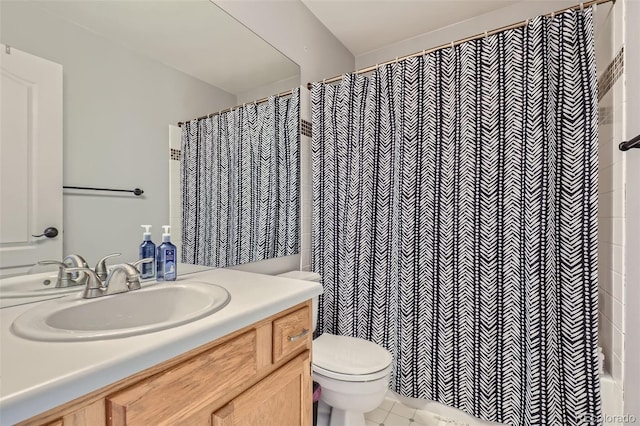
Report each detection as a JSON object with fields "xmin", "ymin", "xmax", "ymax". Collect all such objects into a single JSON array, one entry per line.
[{"xmin": 0, "ymin": 268, "xmax": 322, "ymax": 425}]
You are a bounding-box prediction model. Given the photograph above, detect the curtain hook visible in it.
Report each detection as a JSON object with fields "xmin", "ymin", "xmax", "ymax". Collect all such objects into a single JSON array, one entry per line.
[
  {"xmin": 484, "ymin": 30, "xmax": 488, "ymax": 38},
  {"xmin": 551, "ymin": 11, "xmax": 555, "ymax": 19},
  {"xmin": 422, "ymin": 49, "xmax": 426, "ymax": 56},
  {"xmin": 580, "ymin": 2, "xmax": 584, "ymax": 10},
  {"xmin": 450, "ymin": 41, "xmax": 454, "ymax": 50},
  {"xmin": 395, "ymin": 56, "xmax": 399, "ymax": 63}
]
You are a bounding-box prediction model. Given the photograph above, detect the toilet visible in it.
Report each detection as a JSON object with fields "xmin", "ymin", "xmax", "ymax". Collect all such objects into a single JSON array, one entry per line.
[{"xmin": 278, "ymin": 271, "xmax": 393, "ymax": 426}]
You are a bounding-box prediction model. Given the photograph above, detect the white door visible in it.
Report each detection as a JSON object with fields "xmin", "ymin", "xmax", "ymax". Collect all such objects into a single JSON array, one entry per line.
[{"xmin": 0, "ymin": 45, "xmax": 63, "ymax": 277}]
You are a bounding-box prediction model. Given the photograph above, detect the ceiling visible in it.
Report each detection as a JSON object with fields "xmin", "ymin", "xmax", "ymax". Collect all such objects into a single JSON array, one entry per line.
[
  {"xmin": 27, "ymin": 0, "xmax": 299, "ymax": 95},
  {"xmin": 301, "ymin": 0, "xmax": 522, "ymax": 56}
]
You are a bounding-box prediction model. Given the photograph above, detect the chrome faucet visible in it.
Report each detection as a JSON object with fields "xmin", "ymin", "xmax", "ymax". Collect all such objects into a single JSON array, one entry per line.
[
  {"xmin": 63, "ymin": 254, "xmax": 89, "ymax": 286},
  {"xmin": 67, "ymin": 258, "xmax": 153, "ymax": 299},
  {"xmin": 37, "ymin": 260, "xmax": 83, "ymax": 288}
]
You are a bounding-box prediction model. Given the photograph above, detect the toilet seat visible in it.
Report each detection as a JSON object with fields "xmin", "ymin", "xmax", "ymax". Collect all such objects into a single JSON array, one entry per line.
[
  {"xmin": 313, "ymin": 333, "xmax": 393, "ymax": 382},
  {"xmin": 313, "ymin": 362, "xmax": 392, "ymax": 382}
]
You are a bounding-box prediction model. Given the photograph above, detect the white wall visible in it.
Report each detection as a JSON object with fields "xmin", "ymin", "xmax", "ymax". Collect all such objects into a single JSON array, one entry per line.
[
  {"xmin": 1, "ymin": 2, "xmax": 236, "ymax": 265},
  {"xmin": 215, "ymin": 0, "xmax": 354, "ymax": 101},
  {"xmin": 623, "ymin": 0, "xmax": 640, "ymax": 417},
  {"xmin": 355, "ymin": 1, "xmax": 575, "ymax": 69},
  {"xmin": 236, "ymin": 74, "xmax": 300, "ymax": 105},
  {"xmin": 215, "ymin": 0, "xmax": 355, "ymax": 271}
]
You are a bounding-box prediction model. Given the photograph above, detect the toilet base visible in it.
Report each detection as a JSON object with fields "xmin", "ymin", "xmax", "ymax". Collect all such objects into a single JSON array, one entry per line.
[
  {"xmin": 329, "ymin": 407, "xmax": 366, "ymax": 426},
  {"xmin": 314, "ymin": 369, "xmax": 390, "ymax": 426}
]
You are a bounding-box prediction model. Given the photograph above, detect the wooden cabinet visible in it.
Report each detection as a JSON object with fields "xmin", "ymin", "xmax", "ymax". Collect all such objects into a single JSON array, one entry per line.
[
  {"xmin": 106, "ymin": 330, "xmax": 258, "ymax": 425},
  {"xmin": 18, "ymin": 301, "xmax": 312, "ymax": 426},
  {"xmin": 212, "ymin": 351, "xmax": 311, "ymax": 426}
]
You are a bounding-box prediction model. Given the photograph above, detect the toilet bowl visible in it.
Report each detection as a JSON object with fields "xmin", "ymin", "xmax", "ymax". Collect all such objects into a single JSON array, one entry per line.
[
  {"xmin": 277, "ymin": 271, "xmax": 393, "ymax": 426},
  {"xmin": 313, "ymin": 333, "xmax": 393, "ymax": 426}
]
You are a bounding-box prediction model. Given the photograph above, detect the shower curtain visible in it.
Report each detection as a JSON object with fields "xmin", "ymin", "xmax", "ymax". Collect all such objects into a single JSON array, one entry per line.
[
  {"xmin": 181, "ymin": 88, "xmax": 299, "ymax": 267},
  {"xmin": 311, "ymin": 10, "xmax": 599, "ymax": 426}
]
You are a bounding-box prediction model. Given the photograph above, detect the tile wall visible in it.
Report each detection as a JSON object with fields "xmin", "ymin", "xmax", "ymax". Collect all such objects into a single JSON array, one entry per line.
[
  {"xmin": 594, "ymin": 0, "xmax": 625, "ymax": 415},
  {"xmin": 622, "ymin": 0, "xmax": 640, "ymax": 414},
  {"xmin": 169, "ymin": 125, "xmax": 182, "ymax": 256}
]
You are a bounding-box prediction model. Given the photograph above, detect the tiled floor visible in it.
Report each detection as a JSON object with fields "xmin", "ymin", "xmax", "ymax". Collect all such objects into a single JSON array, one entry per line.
[
  {"xmin": 364, "ymin": 395, "xmax": 423, "ymax": 426},
  {"xmin": 365, "ymin": 394, "xmax": 451, "ymax": 426},
  {"xmin": 318, "ymin": 390, "xmax": 491, "ymax": 426},
  {"xmin": 317, "ymin": 394, "xmax": 428, "ymax": 426}
]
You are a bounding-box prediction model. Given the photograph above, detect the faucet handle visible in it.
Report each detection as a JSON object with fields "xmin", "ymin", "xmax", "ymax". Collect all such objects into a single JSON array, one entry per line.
[
  {"xmin": 125, "ymin": 262, "xmax": 148, "ymax": 291},
  {"xmin": 95, "ymin": 253, "xmax": 121, "ymax": 281},
  {"xmin": 65, "ymin": 267, "xmax": 105, "ymax": 299},
  {"xmin": 38, "ymin": 260, "xmax": 66, "ymax": 268},
  {"xmin": 131, "ymin": 258, "xmax": 154, "ymax": 273},
  {"xmin": 37, "ymin": 260, "xmax": 75, "ymax": 288},
  {"xmin": 105, "ymin": 263, "xmax": 144, "ymax": 292}
]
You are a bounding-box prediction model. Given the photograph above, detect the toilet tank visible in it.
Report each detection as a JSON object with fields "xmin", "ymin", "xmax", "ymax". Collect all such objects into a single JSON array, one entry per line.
[{"xmin": 277, "ymin": 271, "xmax": 321, "ymax": 332}]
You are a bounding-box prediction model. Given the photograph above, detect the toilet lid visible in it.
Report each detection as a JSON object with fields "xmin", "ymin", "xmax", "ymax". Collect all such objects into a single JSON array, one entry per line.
[{"xmin": 313, "ymin": 333, "xmax": 393, "ymax": 375}]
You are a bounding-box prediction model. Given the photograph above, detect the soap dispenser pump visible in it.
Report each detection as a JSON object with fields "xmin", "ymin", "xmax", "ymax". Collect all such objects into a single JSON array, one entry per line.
[
  {"xmin": 139, "ymin": 225, "xmax": 156, "ymax": 279},
  {"xmin": 156, "ymin": 225, "xmax": 177, "ymax": 281}
]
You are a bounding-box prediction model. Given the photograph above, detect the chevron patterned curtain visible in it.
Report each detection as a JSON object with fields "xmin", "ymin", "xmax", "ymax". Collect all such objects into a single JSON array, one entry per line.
[
  {"xmin": 311, "ymin": 10, "xmax": 599, "ymax": 426},
  {"xmin": 181, "ymin": 88, "xmax": 299, "ymax": 267}
]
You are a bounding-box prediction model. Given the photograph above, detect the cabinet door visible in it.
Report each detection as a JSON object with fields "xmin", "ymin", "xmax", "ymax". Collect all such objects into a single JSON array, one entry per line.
[
  {"xmin": 212, "ymin": 351, "xmax": 311, "ymax": 426},
  {"xmin": 107, "ymin": 331, "xmax": 257, "ymax": 425}
]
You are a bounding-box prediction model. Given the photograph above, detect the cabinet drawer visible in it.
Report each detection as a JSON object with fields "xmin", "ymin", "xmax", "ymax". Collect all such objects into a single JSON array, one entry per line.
[
  {"xmin": 107, "ymin": 330, "xmax": 257, "ymax": 426},
  {"xmin": 272, "ymin": 306, "xmax": 311, "ymax": 363}
]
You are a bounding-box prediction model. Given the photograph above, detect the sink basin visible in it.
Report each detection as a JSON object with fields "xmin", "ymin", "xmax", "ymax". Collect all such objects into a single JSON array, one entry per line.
[{"xmin": 11, "ymin": 281, "xmax": 230, "ymax": 341}]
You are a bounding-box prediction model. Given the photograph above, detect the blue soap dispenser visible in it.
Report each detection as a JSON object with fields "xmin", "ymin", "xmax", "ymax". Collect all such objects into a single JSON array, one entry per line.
[
  {"xmin": 139, "ymin": 225, "xmax": 156, "ymax": 279},
  {"xmin": 156, "ymin": 225, "xmax": 177, "ymax": 281}
]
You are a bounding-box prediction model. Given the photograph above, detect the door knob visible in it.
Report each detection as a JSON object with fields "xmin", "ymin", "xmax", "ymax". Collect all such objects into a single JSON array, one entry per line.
[{"xmin": 32, "ymin": 227, "xmax": 59, "ymax": 238}]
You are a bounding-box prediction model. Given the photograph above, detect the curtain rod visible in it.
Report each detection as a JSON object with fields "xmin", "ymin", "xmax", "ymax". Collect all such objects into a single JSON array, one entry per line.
[
  {"xmin": 620, "ymin": 134, "xmax": 640, "ymax": 151},
  {"xmin": 177, "ymin": 88, "xmax": 295, "ymax": 127},
  {"xmin": 306, "ymin": 0, "xmax": 614, "ymax": 90}
]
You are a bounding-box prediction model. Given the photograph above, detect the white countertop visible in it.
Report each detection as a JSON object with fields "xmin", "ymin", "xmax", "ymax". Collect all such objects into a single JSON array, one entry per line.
[{"xmin": 0, "ymin": 268, "xmax": 322, "ymax": 425}]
